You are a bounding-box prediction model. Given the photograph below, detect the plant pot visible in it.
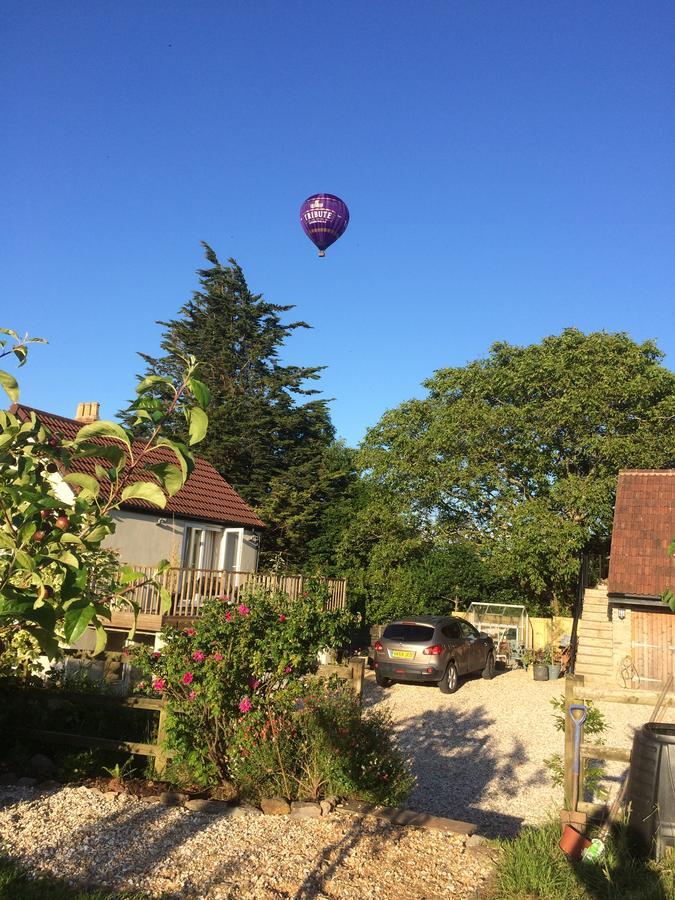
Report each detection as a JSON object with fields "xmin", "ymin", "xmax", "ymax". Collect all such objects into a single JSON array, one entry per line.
[
  {"xmin": 533, "ymin": 662, "xmax": 549, "ymax": 681},
  {"xmin": 548, "ymin": 664, "xmax": 561, "ymax": 680},
  {"xmin": 559, "ymin": 824, "xmax": 592, "ymax": 861}
]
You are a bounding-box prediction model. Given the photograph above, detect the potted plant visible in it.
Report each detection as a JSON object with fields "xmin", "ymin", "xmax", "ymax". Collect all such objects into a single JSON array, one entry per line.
[
  {"xmin": 547, "ymin": 644, "xmax": 562, "ymax": 681},
  {"xmin": 532, "ymin": 648, "xmax": 549, "ymax": 681},
  {"xmin": 521, "ymin": 648, "xmax": 535, "ymax": 671}
]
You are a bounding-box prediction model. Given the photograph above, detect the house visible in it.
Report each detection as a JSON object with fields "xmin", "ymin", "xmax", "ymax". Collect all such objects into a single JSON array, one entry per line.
[
  {"xmin": 13, "ymin": 402, "xmax": 265, "ymax": 574},
  {"xmin": 575, "ymin": 469, "xmax": 675, "ymax": 690}
]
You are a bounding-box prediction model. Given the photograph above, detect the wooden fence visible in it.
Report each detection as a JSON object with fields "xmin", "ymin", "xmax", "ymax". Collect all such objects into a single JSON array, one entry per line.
[
  {"xmin": 110, "ymin": 566, "xmax": 347, "ymax": 631},
  {"xmin": 563, "ymin": 673, "xmax": 675, "ymax": 816},
  {"xmin": 15, "ymin": 688, "xmax": 172, "ymax": 776}
]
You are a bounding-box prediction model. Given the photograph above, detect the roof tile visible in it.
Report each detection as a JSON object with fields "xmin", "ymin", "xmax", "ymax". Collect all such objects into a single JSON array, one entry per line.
[{"xmin": 12, "ymin": 404, "xmax": 265, "ymax": 529}]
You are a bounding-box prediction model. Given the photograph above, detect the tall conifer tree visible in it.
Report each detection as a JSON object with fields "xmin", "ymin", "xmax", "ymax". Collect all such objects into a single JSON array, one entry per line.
[{"xmin": 122, "ymin": 244, "xmax": 341, "ymax": 566}]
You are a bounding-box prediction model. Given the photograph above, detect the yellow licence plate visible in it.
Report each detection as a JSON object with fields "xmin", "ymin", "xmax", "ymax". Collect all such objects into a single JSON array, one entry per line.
[{"xmin": 391, "ymin": 650, "xmax": 414, "ymax": 659}]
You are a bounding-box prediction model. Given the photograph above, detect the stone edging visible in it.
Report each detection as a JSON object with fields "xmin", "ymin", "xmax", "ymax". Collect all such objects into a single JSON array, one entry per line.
[{"xmin": 338, "ymin": 799, "xmax": 477, "ymax": 836}]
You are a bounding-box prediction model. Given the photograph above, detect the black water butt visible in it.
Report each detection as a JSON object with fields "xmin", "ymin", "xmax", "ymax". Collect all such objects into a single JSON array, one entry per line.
[{"xmin": 627, "ymin": 722, "xmax": 675, "ymax": 859}]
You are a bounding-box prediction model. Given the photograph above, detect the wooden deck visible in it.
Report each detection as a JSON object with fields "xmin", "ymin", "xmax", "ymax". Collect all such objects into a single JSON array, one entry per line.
[{"xmin": 109, "ymin": 565, "xmax": 347, "ymax": 633}]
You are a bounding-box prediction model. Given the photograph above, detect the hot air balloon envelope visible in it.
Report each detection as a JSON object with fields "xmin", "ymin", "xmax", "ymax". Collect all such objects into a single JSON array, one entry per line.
[{"xmin": 300, "ymin": 193, "xmax": 349, "ymax": 256}]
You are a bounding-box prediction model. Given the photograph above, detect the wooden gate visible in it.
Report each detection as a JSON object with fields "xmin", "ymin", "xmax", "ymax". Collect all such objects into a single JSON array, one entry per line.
[{"xmin": 631, "ymin": 609, "xmax": 675, "ymax": 689}]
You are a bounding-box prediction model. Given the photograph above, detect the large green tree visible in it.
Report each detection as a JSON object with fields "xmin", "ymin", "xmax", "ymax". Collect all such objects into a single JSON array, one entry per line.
[
  {"xmin": 360, "ymin": 329, "xmax": 675, "ymax": 612},
  {"xmin": 123, "ymin": 245, "xmax": 341, "ymax": 567}
]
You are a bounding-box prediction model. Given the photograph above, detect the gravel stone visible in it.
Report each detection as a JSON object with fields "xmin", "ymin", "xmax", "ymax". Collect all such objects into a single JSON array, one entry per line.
[
  {"xmin": 260, "ymin": 797, "xmax": 290, "ymax": 816},
  {"xmin": 0, "ymin": 785, "xmax": 494, "ymax": 898},
  {"xmin": 363, "ymin": 667, "xmax": 673, "ymax": 837},
  {"xmin": 290, "ymin": 800, "xmax": 321, "ymax": 819}
]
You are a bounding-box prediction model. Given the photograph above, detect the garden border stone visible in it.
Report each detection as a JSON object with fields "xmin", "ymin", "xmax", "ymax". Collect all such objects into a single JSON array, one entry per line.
[{"xmin": 338, "ymin": 799, "xmax": 477, "ymax": 835}]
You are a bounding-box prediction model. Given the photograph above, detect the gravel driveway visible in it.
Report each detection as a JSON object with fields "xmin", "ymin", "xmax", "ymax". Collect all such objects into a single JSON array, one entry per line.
[
  {"xmin": 363, "ymin": 666, "xmax": 671, "ymax": 838},
  {"xmin": 0, "ymin": 785, "xmax": 495, "ymax": 898}
]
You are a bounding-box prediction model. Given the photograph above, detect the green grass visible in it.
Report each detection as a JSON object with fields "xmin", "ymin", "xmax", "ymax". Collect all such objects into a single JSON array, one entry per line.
[
  {"xmin": 492, "ymin": 818, "xmax": 675, "ymax": 900},
  {"xmin": 0, "ymin": 856, "xmax": 150, "ymax": 900}
]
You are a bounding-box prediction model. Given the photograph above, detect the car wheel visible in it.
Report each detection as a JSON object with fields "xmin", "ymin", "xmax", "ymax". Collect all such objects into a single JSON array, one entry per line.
[
  {"xmin": 438, "ymin": 661, "xmax": 459, "ymax": 694},
  {"xmin": 482, "ymin": 651, "xmax": 496, "ymax": 679},
  {"xmin": 376, "ymin": 672, "xmax": 393, "ymax": 688}
]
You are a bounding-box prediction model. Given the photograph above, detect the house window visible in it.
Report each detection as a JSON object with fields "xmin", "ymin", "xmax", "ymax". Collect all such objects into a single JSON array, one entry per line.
[{"xmin": 183, "ymin": 526, "xmax": 222, "ymax": 570}]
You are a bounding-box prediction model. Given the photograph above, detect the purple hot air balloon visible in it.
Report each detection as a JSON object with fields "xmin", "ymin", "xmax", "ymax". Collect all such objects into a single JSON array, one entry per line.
[{"xmin": 300, "ymin": 193, "xmax": 349, "ymax": 257}]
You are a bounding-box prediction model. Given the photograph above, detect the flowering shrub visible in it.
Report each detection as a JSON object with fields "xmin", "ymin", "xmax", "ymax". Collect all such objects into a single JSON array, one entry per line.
[
  {"xmin": 227, "ymin": 676, "xmax": 414, "ymax": 806},
  {"xmin": 133, "ymin": 585, "xmax": 354, "ymax": 784}
]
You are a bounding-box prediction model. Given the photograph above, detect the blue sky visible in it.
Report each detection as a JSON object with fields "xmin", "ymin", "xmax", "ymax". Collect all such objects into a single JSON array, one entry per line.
[{"xmin": 2, "ymin": 1, "xmax": 673, "ymax": 447}]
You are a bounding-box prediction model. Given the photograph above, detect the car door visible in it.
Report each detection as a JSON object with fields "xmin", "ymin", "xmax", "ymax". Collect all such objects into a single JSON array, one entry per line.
[
  {"xmin": 458, "ymin": 619, "xmax": 488, "ymax": 673},
  {"xmin": 441, "ymin": 621, "xmax": 470, "ymax": 674}
]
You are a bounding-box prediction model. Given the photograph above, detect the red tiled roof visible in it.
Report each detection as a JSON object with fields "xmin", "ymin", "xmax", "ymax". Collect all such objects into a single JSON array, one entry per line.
[
  {"xmin": 608, "ymin": 470, "xmax": 675, "ymax": 598},
  {"xmin": 12, "ymin": 404, "xmax": 265, "ymax": 529}
]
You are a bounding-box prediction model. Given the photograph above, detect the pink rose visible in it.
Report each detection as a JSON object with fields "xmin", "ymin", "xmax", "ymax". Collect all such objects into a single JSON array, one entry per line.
[
  {"xmin": 152, "ymin": 678, "xmax": 165, "ymax": 692},
  {"xmin": 278, "ymin": 614, "xmax": 286, "ymax": 623},
  {"xmin": 184, "ymin": 627, "xmax": 196, "ymax": 637},
  {"xmin": 192, "ymin": 650, "xmax": 205, "ymax": 662},
  {"xmin": 213, "ymin": 653, "xmax": 223, "ymax": 661},
  {"xmin": 284, "ymin": 665, "xmax": 293, "ymax": 674},
  {"xmin": 188, "ymin": 690, "xmax": 196, "ymax": 700},
  {"xmin": 239, "ymin": 696, "xmax": 252, "ymax": 713},
  {"xmin": 248, "ymin": 676, "xmax": 261, "ymax": 690},
  {"xmin": 152, "ymin": 651, "xmax": 161, "ymax": 659},
  {"xmin": 182, "ymin": 672, "xmax": 194, "ymax": 685},
  {"xmin": 225, "ymin": 611, "xmax": 232, "ymax": 622},
  {"xmin": 238, "ymin": 604, "xmax": 250, "ymax": 616}
]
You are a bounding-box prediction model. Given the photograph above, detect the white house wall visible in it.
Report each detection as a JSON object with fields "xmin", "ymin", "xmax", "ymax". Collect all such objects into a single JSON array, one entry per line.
[
  {"xmin": 103, "ymin": 510, "xmax": 185, "ymax": 567},
  {"xmin": 103, "ymin": 509, "xmax": 259, "ymax": 572}
]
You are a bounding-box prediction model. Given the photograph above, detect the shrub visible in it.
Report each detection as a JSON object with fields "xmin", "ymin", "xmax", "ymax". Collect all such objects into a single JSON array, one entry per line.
[
  {"xmin": 227, "ymin": 675, "xmax": 414, "ymax": 805},
  {"xmin": 132, "ymin": 586, "xmax": 355, "ymax": 785}
]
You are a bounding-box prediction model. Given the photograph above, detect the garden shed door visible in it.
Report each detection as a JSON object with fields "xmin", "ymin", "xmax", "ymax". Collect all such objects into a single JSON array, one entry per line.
[{"xmin": 631, "ymin": 609, "xmax": 674, "ymax": 689}]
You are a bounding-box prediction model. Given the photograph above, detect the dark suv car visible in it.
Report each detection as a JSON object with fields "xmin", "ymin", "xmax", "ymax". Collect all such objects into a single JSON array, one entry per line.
[{"xmin": 372, "ymin": 616, "xmax": 495, "ymax": 693}]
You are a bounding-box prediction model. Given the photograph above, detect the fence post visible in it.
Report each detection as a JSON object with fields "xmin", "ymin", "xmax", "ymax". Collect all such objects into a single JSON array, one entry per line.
[
  {"xmin": 349, "ymin": 656, "xmax": 365, "ymax": 702},
  {"xmin": 154, "ymin": 701, "xmax": 169, "ymax": 778}
]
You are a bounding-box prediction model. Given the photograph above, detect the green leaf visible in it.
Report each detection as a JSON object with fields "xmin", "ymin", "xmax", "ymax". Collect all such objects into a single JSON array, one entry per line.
[
  {"xmin": 156, "ymin": 437, "xmax": 190, "ymax": 480},
  {"xmin": 85, "ymin": 524, "xmax": 111, "ymax": 543},
  {"xmin": 63, "ymin": 603, "xmax": 96, "ymax": 644},
  {"xmin": 94, "ymin": 621, "xmax": 108, "ymax": 654},
  {"xmin": 156, "ymin": 559, "xmax": 171, "ymax": 575},
  {"xmin": 74, "ymin": 420, "xmax": 131, "ymax": 450},
  {"xmin": 188, "ymin": 378, "xmax": 211, "ymax": 408},
  {"xmin": 64, "ymin": 472, "xmax": 101, "ymax": 498},
  {"xmin": 73, "ymin": 443, "xmax": 125, "ymax": 465},
  {"xmin": 159, "ymin": 585, "xmax": 172, "ymax": 615},
  {"xmin": 0, "ymin": 370, "xmax": 19, "ymax": 403},
  {"xmin": 64, "ymin": 604, "xmax": 96, "ymax": 644},
  {"xmin": 121, "ymin": 481, "xmax": 167, "ymax": 508},
  {"xmin": 119, "ymin": 565, "xmax": 145, "ymax": 585},
  {"xmin": 144, "ymin": 462, "xmax": 184, "ymax": 496},
  {"xmin": 136, "ymin": 375, "xmax": 173, "ymax": 395},
  {"xmin": 188, "ymin": 407, "xmax": 208, "ymax": 446},
  {"xmin": 0, "ymin": 530, "xmax": 15, "ymax": 550},
  {"xmin": 59, "ymin": 551, "xmax": 80, "ymax": 568},
  {"xmin": 60, "ymin": 533, "xmax": 85, "ymax": 547},
  {"xmin": 14, "ymin": 549, "xmax": 35, "ymax": 571}
]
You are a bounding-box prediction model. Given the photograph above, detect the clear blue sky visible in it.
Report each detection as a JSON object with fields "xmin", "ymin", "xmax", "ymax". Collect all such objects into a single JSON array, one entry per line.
[{"xmin": 2, "ymin": 1, "xmax": 673, "ymax": 447}]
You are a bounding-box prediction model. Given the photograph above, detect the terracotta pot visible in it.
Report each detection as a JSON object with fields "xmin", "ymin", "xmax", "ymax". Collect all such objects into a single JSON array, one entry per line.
[{"xmin": 559, "ymin": 824, "xmax": 592, "ymax": 861}]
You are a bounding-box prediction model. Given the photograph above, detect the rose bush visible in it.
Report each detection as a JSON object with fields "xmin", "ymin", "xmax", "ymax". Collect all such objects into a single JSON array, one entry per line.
[
  {"xmin": 133, "ymin": 585, "xmax": 355, "ymax": 785},
  {"xmin": 228, "ymin": 675, "xmax": 414, "ymax": 806}
]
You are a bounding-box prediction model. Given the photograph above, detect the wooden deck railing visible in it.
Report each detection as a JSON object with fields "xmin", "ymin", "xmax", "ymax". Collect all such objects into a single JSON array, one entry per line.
[{"xmin": 110, "ymin": 566, "xmax": 347, "ymax": 631}]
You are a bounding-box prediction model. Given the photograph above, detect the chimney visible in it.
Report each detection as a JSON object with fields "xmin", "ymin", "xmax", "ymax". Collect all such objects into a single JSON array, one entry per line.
[{"xmin": 75, "ymin": 402, "xmax": 100, "ymax": 424}]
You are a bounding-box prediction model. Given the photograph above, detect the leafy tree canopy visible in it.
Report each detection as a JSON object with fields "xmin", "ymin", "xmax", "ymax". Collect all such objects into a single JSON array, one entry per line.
[{"xmin": 360, "ymin": 329, "xmax": 675, "ymax": 611}]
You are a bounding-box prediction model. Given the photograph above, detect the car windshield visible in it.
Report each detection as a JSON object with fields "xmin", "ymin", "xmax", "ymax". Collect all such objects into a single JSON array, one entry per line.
[{"xmin": 383, "ymin": 623, "xmax": 435, "ymax": 643}]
